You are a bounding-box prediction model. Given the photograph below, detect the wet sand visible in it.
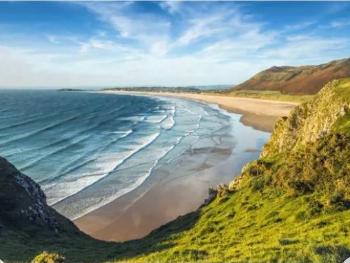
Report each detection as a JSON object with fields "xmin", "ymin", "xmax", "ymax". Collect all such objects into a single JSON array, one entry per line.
[
  {"xmin": 75, "ymin": 92, "xmax": 297, "ymax": 241},
  {"xmin": 75, "ymin": 167, "xmax": 212, "ymax": 241},
  {"xmin": 75, "ymin": 145, "xmax": 260, "ymax": 241}
]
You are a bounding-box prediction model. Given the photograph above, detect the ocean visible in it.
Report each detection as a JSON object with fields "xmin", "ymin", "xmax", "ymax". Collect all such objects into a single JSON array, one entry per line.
[{"xmin": 0, "ymin": 90, "xmax": 270, "ymax": 220}]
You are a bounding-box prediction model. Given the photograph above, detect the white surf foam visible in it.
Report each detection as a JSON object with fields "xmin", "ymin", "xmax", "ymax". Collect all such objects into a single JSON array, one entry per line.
[
  {"xmin": 161, "ymin": 115, "xmax": 175, "ymax": 130},
  {"xmin": 45, "ymin": 132, "xmax": 160, "ymax": 205},
  {"xmin": 66, "ymin": 136, "xmax": 182, "ymax": 220},
  {"xmin": 144, "ymin": 115, "xmax": 167, "ymax": 123}
]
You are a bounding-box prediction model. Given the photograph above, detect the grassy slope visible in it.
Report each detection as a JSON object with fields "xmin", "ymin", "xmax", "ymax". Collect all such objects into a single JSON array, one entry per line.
[
  {"xmin": 119, "ymin": 184, "xmax": 350, "ymax": 263},
  {"xmin": 222, "ymin": 90, "xmax": 314, "ymax": 103},
  {"xmin": 0, "ymin": 228, "xmax": 115, "ymax": 262},
  {"xmin": 112, "ymin": 78, "xmax": 350, "ymax": 263}
]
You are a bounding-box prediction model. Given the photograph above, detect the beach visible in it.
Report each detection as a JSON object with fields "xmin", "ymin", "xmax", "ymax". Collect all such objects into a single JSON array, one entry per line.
[
  {"xmin": 74, "ymin": 92, "xmax": 297, "ymax": 241},
  {"xmin": 102, "ymin": 91, "xmax": 298, "ymax": 132}
]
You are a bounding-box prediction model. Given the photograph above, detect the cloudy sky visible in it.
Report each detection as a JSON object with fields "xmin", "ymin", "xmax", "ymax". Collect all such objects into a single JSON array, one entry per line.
[{"xmin": 1, "ymin": 1, "xmax": 350, "ymax": 88}]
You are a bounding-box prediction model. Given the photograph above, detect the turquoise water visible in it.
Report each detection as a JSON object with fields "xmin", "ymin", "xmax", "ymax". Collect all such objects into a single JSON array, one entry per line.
[{"xmin": 0, "ymin": 90, "xmax": 270, "ymax": 219}]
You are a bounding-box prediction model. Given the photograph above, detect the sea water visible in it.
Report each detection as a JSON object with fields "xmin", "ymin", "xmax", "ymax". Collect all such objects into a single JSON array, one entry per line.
[{"xmin": 0, "ymin": 90, "xmax": 270, "ymax": 219}]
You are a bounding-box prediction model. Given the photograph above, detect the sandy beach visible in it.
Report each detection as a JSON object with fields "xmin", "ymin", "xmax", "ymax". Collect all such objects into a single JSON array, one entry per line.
[
  {"xmin": 75, "ymin": 92, "xmax": 298, "ymax": 241},
  {"xmin": 102, "ymin": 91, "xmax": 298, "ymax": 132}
]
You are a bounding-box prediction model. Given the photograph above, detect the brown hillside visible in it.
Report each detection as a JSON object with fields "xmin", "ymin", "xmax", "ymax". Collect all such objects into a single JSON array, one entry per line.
[{"xmin": 234, "ymin": 58, "xmax": 350, "ymax": 94}]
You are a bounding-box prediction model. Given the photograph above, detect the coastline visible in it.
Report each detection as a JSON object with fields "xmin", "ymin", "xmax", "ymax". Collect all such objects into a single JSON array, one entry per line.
[
  {"xmin": 74, "ymin": 92, "xmax": 296, "ymax": 241},
  {"xmin": 101, "ymin": 91, "xmax": 298, "ymax": 132}
]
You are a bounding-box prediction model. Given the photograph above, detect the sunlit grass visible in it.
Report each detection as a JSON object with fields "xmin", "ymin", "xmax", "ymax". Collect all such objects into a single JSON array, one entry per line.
[{"xmin": 221, "ymin": 90, "xmax": 314, "ymax": 103}]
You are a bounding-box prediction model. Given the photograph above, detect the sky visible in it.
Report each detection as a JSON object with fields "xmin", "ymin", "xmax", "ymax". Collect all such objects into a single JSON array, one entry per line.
[{"xmin": 0, "ymin": 1, "xmax": 350, "ymax": 88}]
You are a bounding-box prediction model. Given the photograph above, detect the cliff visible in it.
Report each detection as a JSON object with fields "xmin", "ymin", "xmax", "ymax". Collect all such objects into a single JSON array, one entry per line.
[
  {"xmin": 262, "ymin": 78, "xmax": 350, "ymax": 155},
  {"xmin": 0, "ymin": 157, "xmax": 116, "ymax": 262},
  {"xmin": 0, "ymin": 157, "xmax": 78, "ymax": 233}
]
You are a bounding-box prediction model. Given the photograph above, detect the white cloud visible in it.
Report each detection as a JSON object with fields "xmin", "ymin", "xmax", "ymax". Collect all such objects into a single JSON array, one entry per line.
[
  {"xmin": 159, "ymin": 1, "xmax": 182, "ymax": 14},
  {"xmin": 47, "ymin": 35, "xmax": 60, "ymax": 44},
  {"xmin": 263, "ymin": 35, "xmax": 349, "ymax": 62},
  {"xmin": 0, "ymin": 43, "xmax": 261, "ymax": 87},
  {"xmin": 282, "ymin": 21, "xmax": 316, "ymax": 32},
  {"xmin": 1, "ymin": 2, "xmax": 350, "ymax": 88},
  {"xmin": 81, "ymin": 2, "xmax": 171, "ymax": 54},
  {"xmin": 79, "ymin": 38, "xmax": 115, "ymax": 53},
  {"xmin": 329, "ymin": 20, "xmax": 350, "ymax": 28},
  {"xmin": 176, "ymin": 17, "xmax": 220, "ymax": 46},
  {"xmin": 175, "ymin": 7, "xmax": 237, "ymax": 46}
]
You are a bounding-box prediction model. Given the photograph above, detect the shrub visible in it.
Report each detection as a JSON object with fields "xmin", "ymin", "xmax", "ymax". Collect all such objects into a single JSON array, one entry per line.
[
  {"xmin": 330, "ymin": 191, "xmax": 344, "ymax": 204},
  {"xmin": 279, "ymin": 238, "xmax": 299, "ymax": 245},
  {"xmin": 227, "ymin": 210, "xmax": 236, "ymax": 219},
  {"xmin": 328, "ymin": 191, "xmax": 350, "ymax": 210},
  {"xmin": 295, "ymin": 211, "xmax": 308, "ymax": 221},
  {"xmin": 252, "ymin": 178, "xmax": 265, "ymax": 191},
  {"xmin": 314, "ymin": 245, "xmax": 350, "ymax": 263},
  {"xmin": 309, "ymin": 200, "xmax": 324, "ymax": 216},
  {"xmin": 31, "ymin": 251, "xmax": 65, "ymax": 263},
  {"xmin": 249, "ymin": 166, "xmax": 261, "ymax": 176},
  {"xmin": 217, "ymin": 184, "xmax": 230, "ymax": 197},
  {"xmin": 287, "ymin": 180, "xmax": 314, "ymax": 195},
  {"xmin": 266, "ymin": 211, "xmax": 279, "ymax": 219}
]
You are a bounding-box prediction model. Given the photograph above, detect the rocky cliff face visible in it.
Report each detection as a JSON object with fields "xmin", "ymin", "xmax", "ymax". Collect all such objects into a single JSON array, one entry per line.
[
  {"xmin": 262, "ymin": 78, "xmax": 350, "ymax": 157},
  {"xmin": 0, "ymin": 156, "xmax": 115, "ymax": 263},
  {"xmin": 233, "ymin": 58, "xmax": 350, "ymax": 94},
  {"xmin": 0, "ymin": 156, "xmax": 79, "ymax": 234}
]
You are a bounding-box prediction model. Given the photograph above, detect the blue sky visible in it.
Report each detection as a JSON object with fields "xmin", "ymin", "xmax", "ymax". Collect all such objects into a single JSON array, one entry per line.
[{"xmin": 1, "ymin": 1, "xmax": 350, "ymax": 88}]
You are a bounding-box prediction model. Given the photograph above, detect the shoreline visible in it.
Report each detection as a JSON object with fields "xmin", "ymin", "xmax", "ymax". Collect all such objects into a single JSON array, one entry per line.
[
  {"xmin": 102, "ymin": 91, "xmax": 298, "ymax": 132},
  {"xmin": 74, "ymin": 92, "xmax": 296, "ymax": 241}
]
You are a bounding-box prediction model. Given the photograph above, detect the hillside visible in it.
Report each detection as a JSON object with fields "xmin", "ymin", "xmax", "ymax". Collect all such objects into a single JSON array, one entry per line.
[
  {"xmin": 115, "ymin": 78, "xmax": 350, "ymax": 262},
  {"xmin": 2, "ymin": 79, "xmax": 350, "ymax": 262},
  {"xmin": 233, "ymin": 58, "xmax": 350, "ymax": 95}
]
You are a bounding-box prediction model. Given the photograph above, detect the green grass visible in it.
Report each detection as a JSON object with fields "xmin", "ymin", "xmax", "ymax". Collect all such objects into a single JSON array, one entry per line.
[
  {"xmin": 336, "ymin": 78, "xmax": 350, "ymax": 97},
  {"xmin": 113, "ymin": 179, "xmax": 350, "ymax": 263},
  {"xmin": 221, "ymin": 90, "xmax": 314, "ymax": 103},
  {"xmin": 111, "ymin": 131, "xmax": 350, "ymax": 262},
  {"xmin": 332, "ymin": 78, "xmax": 350, "ymax": 133},
  {"xmin": 27, "ymin": 184, "xmax": 346, "ymax": 263},
  {"xmin": 0, "ymin": 229, "xmax": 120, "ymax": 262}
]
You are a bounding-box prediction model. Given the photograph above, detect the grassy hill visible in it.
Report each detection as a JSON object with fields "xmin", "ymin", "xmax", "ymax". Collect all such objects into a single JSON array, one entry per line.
[
  {"xmin": 232, "ymin": 58, "xmax": 350, "ymax": 95},
  {"xmin": 2, "ymin": 79, "xmax": 350, "ymax": 262}
]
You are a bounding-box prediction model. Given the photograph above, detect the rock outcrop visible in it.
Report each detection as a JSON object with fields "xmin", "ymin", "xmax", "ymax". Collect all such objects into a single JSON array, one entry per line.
[
  {"xmin": 0, "ymin": 156, "xmax": 79, "ymax": 234},
  {"xmin": 261, "ymin": 78, "xmax": 350, "ymax": 157}
]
